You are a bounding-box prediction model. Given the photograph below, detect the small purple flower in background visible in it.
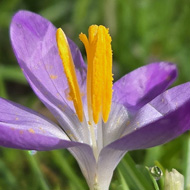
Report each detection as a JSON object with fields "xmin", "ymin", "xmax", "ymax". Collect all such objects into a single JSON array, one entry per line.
[{"xmin": 0, "ymin": 10, "xmax": 190, "ymax": 190}]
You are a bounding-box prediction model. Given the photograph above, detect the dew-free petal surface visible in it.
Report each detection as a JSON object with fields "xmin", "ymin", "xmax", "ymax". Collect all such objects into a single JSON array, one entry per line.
[
  {"xmin": 69, "ymin": 146, "xmax": 96, "ymax": 189},
  {"xmin": 97, "ymin": 148, "xmax": 126, "ymax": 190},
  {"xmin": 107, "ymin": 82, "xmax": 190, "ymax": 151},
  {"xmin": 0, "ymin": 98, "xmax": 82, "ymax": 150},
  {"xmin": 10, "ymin": 10, "xmax": 89, "ymax": 143},
  {"xmin": 113, "ymin": 62, "xmax": 177, "ymax": 112},
  {"xmin": 102, "ymin": 102, "xmax": 129, "ymax": 146}
]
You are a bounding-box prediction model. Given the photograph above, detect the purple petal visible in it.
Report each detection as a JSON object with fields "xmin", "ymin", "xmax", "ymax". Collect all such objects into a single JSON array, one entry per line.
[
  {"xmin": 0, "ymin": 97, "xmax": 80, "ymax": 150},
  {"xmin": 0, "ymin": 98, "xmax": 95, "ymax": 183},
  {"xmin": 107, "ymin": 82, "xmax": 190, "ymax": 151},
  {"xmin": 97, "ymin": 83, "xmax": 190, "ymax": 189},
  {"xmin": 113, "ymin": 62, "xmax": 177, "ymax": 112},
  {"xmin": 10, "ymin": 10, "xmax": 88, "ymax": 143}
]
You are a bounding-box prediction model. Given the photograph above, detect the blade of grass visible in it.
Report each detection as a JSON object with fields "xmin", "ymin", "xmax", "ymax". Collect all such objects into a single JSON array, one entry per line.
[
  {"xmin": 0, "ymin": 65, "xmax": 26, "ymax": 84},
  {"xmin": 146, "ymin": 167, "xmax": 160, "ymax": 190},
  {"xmin": 40, "ymin": 1, "xmax": 70, "ymax": 22},
  {"xmin": 51, "ymin": 150, "xmax": 86, "ymax": 190},
  {"xmin": 26, "ymin": 152, "xmax": 50, "ymax": 190},
  {"xmin": 184, "ymin": 132, "xmax": 190, "ymax": 190},
  {"xmin": 0, "ymin": 75, "xmax": 7, "ymax": 98},
  {"xmin": 154, "ymin": 161, "xmax": 165, "ymax": 190},
  {"xmin": 118, "ymin": 154, "xmax": 154, "ymax": 190},
  {"xmin": 118, "ymin": 170, "xmax": 130, "ymax": 190},
  {"xmin": 0, "ymin": 159, "xmax": 18, "ymax": 189},
  {"xmin": 144, "ymin": 146, "xmax": 162, "ymax": 166}
]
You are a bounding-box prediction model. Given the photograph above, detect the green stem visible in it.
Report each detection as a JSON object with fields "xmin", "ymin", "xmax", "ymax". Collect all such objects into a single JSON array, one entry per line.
[
  {"xmin": 184, "ymin": 132, "xmax": 190, "ymax": 190},
  {"xmin": 118, "ymin": 170, "xmax": 130, "ymax": 190},
  {"xmin": 0, "ymin": 75, "xmax": 7, "ymax": 98},
  {"xmin": 27, "ymin": 152, "xmax": 50, "ymax": 190},
  {"xmin": 147, "ymin": 168, "xmax": 160, "ymax": 190},
  {"xmin": 51, "ymin": 150, "xmax": 85, "ymax": 190},
  {"xmin": 0, "ymin": 159, "xmax": 17, "ymax": 188}
]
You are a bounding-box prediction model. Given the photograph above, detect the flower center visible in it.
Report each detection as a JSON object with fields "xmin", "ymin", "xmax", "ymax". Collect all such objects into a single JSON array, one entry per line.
[{"xmin": 56, "ymin": 25, "xmax": 113, "ymax": 124}]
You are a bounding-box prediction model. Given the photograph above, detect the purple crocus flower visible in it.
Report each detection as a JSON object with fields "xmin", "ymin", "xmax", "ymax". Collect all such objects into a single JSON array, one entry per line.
[{"xmin": 1, "ymin": 10, "xmax": 190, "ymax": 190}]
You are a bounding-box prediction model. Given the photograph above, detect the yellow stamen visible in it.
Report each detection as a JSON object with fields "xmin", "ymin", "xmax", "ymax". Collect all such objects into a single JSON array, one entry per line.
[
  {"xmin": 56, "ymin": 28, "xmax": 83, "ymax": 122},
  {"xmin": 79, "ymin": 25, "xmax": 113, "ymax": 124}
]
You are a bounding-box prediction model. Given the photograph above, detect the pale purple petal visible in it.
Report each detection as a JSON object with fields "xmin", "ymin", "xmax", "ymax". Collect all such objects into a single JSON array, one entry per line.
[
  {"xmin": 0, "ymin": 97, "xmax": 83, "ymax": 150},
  {"xmin": 150, "ymin": 82, "xmax": 190, "ymax": 114},
  {"xmin": 69, "ymin": 146, "xmax": 96, "ymax": 189},
  {"xmin": 97, "ymin": 84, "xmax": 190, "ymax": 190},
  {"xmin": 97, "ymin": 148, "xmax": 126, "ymax": 190},
  {"xmin": 106, "ymin": 82, "xmax": 190, "ymax": 151},
  {"xmin": 103, "ymin": 62, "xmax": 177, "ymax": 146},
  {"xmin": 10, "ymin": 10, "xmax": 89, "ymax": 143},
  {"xmin": 102, "ymin": 102, "xmax": 129, "ymax": 146},
  {"xmin": 122, "ymin": 103, "xmax": 162, "ymax": 136},
  {"xmin": 113, "ymin": 62, "xmax": 177, "ymax": 112}
]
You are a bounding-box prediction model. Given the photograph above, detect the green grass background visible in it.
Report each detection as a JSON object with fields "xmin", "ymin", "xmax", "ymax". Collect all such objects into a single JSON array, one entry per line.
[{"xmin": 0, "ymin": 0, "xmax": 190, "ymax": 189}]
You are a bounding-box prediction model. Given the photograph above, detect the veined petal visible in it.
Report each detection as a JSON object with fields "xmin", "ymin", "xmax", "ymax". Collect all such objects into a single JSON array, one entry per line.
[
  {"xmin": 107, "ymin": 82, "xmax": 190, "ymax": 151},
  {"xmin": 69, "ymin": 146, "xmax": 96, "ymax": 189},
  {"xmin": 102, "ymin": 102, "xmax": 129, "ymax": 146},
  {"xmin": 122, "ymin": 103, "xmax": 162, "ymax": 136},
  {"xmin": 0, "ymin": 98, "xmax": 80, "ymax": 150},
  {"xmin": 0, "ymin": 100, "xmax": 95, "ymax": 184},
  {"xmin": 10, "ymin": 10, "xmax": 89, "ymax": 143},
  {"xmin": 97, "ymin": 148, "xmax": 126, "ymax": 190},
  {"xmin": 95, "ymin": 83, "xmax": 190, "ymax": 190},
  {"xmin": 113, "ymin": 62, "xmax": 177, "ymax": 112}
]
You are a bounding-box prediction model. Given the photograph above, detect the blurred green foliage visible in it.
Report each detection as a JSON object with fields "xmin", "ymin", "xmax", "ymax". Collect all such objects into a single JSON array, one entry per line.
[{"xmin": 0, "ymin": 0, "xmax": 190, "ymax": 189}]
